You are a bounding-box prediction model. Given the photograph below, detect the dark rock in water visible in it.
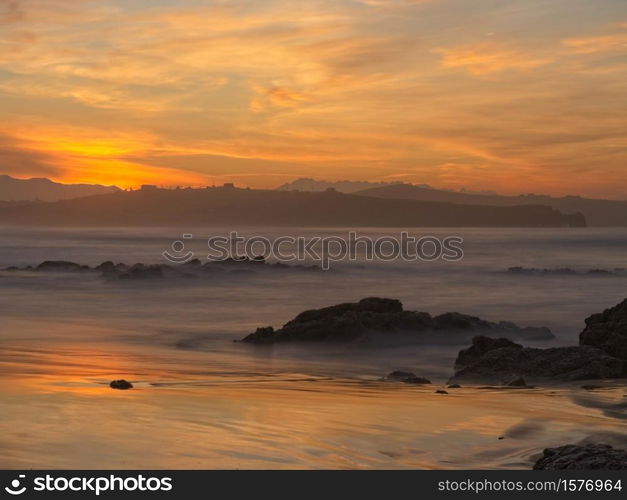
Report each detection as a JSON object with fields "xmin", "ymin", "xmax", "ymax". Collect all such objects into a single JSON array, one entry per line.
[
  {"xmin": 451, "ymin": 336, "xmax": 625, "ymax": 383},
  {"xmin": 109, "ymin": 379, "xmax": 133, "ymax": 390},
  {"xmin": 95, "ymin": 261, "xmax": 116, "ymax": 272},
  {"xmin": 36, "ymin": 260, "xmax": 87, "ymax": 272},
  {"xmin": 386, "ymin": 371, "xmax": 431, "ymax": 384},
  {"xmin": 455, "ymin": 336, "xmax": 521, "ymax": 368},
  {"xmin": 533, "ymin": 444, "xmax": 627, "ymax": 470},
  {"xmin": 434, "ymin": 389, "xmax": 448, "ymax": 394},
  {"xmin": 103, "ymin": 263, "xmax": 167, "ymax": 280},
  {"xmin": 447, "ymin": 384, "xmax": 462, "ymax": 388},
  {"xmin": 240, "ymin": 298, "xmax": 554, "ymax": 344},
  {"xmin": 580, "ymin": 298, "xmax": 627, "ymax": 361},
  {"xmin": 507, "ymin": 267, "xmax": 626, "ymax": 277}
]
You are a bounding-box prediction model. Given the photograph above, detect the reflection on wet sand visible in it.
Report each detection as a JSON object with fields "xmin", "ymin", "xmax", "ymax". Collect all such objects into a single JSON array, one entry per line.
[{"xmin": 1, "ymin": 345, "xmax": 626, "ymax": 470}]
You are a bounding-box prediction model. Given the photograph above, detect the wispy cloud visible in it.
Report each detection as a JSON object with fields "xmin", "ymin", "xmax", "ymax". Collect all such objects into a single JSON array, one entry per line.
[
  {"xmin": 0, "ymin": 1, "xmax": 625, "ymax": 197},
  {"xmin": 434, "ymin": 43, "xmax": 553, "ymax": 75}
]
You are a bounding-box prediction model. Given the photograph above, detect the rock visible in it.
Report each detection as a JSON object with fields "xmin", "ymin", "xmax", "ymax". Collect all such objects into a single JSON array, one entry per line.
[
  {"xmin": 102, "ymin": 263, "xmax": 168, "ymax": 280},
  {"xmin": 35, "ymin": 260, "xmax": 87, "ymax": 272},
  {"xmin": 580, "ymin": 298, "xmax": 627, "ymax": 361},
  {"xmin": 109, "ymin": 379, "xmax": 133, "ymax": 390},
  {"xmin": 533, "ymin": 444, "xmax": 627, "ymax": 470},
  {"xmin": 506, "ymin": 267, "xmax": 625, "ymax": 277},
  {"xmin": 447, "ymin": 384, "xmax": 462, "ymax": 388},
  {"xmin": 386, "ymin": 371, "xmax": 431, "ymax": 384},
  {"xmin": 455, "ymin": 336, "xmax": 522, "ymax": 369},
  {"xmin": 95, "ymin": 261, "xmax": 116, "ymax": 273},
  {"xmin": 240, "ymin": 298, "xmax": 554, "ymax": 344},
  {"xmin": 434, "ymin": 390, "xmax": 448, "ymax": 394},
  {"xmin": 451, "ymin": 336, "xmax": 625, "ymax": 383}
]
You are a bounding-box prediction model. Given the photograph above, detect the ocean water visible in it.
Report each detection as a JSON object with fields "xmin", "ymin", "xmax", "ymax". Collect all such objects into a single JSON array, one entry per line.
[{"xmin": 0, "ymin": 227, "xmax": 626, "ymax": 469}]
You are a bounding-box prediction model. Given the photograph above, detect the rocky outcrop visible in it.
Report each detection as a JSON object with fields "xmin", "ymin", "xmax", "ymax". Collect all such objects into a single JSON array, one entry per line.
[
  {"xmin": 580, "ymin": 299, "xmax": 627, "ymax": 361},
  {"xmin": 3, "ymin": 258, "xmax": 319, "ymax": 280},
  {"xmin": 240, "ymin": 298, "xmax": 554, "ymax": 344},
  {"xmin": 35, "ymin": 260, "xmax": 90, "ymax": 272},
  {"xmin": 507, "ymin": 267, "xmax": 626, "ymax": 276},
  {"xmin": 451, "ymin": 336, "xmax": 625, "ymax": 383},
  {"xmin": 385, "ymin": 371, "xmax": 431, "ymax": 384},
  {"xmin": 533, "ymin": 444, "xmax": 627, "ymax": 470},
  {"xmin": 109, "ymin": 379, "xmax": 133, "ymax": 390}
]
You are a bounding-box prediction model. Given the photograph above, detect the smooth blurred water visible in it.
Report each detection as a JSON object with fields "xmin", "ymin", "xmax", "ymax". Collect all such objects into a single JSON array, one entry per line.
[{"xmin": 0, "ymin": 227, "xmax": 625, "ymax": 469}]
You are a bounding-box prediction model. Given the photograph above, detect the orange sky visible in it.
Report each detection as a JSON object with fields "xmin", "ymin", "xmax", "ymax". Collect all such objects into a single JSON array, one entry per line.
[{"xmin": 0, "ymin": 0, "xmax": 626, "ymax": 198}]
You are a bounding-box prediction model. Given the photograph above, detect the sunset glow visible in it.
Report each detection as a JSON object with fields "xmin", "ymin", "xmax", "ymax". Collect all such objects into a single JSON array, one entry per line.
[{"xmin": 1, "ymin": 0, "xmax": 626, "ymax": 197}]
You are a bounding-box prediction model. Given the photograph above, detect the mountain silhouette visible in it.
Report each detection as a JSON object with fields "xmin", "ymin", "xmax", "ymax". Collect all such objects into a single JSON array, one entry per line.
[
  {"xmin": 0, "ymin": 174, "xmax": 120, "ymax": 202},
  {"xmin": 0, "ymin": 184, "xmax": 585, "ymax": 227}
]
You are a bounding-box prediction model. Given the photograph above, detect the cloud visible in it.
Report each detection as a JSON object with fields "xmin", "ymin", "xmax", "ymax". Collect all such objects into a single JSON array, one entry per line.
[
  {"xmin": 0, "ymin": 1, "xmax": 625, "ymax": 198},
  {"xmin": 563, "ymin": 33, "xmax": 627, "ymax": 54},
  {"xmin": 250, "ymin": 86, "xmax": 310, "ymax": 111},
  {"xmin": 0, "ymin": 0, "xmax": 23, "ymax": 24},
  {"xmin": 434, "ymin": 43, "xmax": 553, "ymax": 75}
]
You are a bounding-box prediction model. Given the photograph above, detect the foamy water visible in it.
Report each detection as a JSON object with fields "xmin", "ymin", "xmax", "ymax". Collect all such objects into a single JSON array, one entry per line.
[{"xmin": 0, "ymin": 227, "xmax": 626, "ymax": 469}]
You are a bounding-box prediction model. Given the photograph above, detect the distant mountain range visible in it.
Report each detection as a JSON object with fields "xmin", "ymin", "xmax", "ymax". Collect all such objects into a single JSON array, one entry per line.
[
  {"xmin": 276, "ymin": 178, "xmax": 413, "ymax": 193},
  {"xmin": 0, "ymin": 185, "xmax": 585, "ymax": 227},
  {"xmin": 0, "ymin": 175, "xmax": 120, "ymax": 202},
  {"xmin": 354, "ymin": 184, "xmax": 627, "ymax": 227}
]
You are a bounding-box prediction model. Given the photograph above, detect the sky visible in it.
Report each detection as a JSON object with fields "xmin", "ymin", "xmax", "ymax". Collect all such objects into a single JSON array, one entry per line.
[{"xmin": 0, "ymin": 0, "xmax": 626, "ymax": 198}]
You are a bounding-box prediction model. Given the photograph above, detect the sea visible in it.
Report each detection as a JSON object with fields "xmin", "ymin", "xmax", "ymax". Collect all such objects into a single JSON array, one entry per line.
[{"xmin": 0, "ymin": 227, "xmax": 625, "ymax": 469}]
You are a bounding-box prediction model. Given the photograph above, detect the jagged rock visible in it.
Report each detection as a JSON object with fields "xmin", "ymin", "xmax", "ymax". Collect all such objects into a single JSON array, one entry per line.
[
  {"xmin": 240, "ymin": 298, "xmax": 554, "ymax": 344},
  {"xmin": 451, "ymin": 336, "xmax": 625, "ymax": 383},
  {"xmin": 386, "ymin": 371, "xmax": 431, "ymax": 384},
  {"xmin": 533, "ymin": 444, "xmax": 627, "ymax": 470},
  {"xmin": 109, "ymin": 379, "xmax": 133, "ymax": 390},
  {"xmin": 455, "ymin": 336, "xmax": 521, "ymax": 368},
  {"xmin": 580, "ymin": 298, "xmax": 627, "ymax": 361}
]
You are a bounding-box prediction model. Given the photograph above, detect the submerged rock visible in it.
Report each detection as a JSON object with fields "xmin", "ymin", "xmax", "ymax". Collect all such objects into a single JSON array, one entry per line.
[
  {"xmin": 580, "ymin": 298, "xmax": 627, "ymax": 361},
  {"xmin": 386, "ymin": 371, "xmax": 431, "ymax": 384},
  {"xmin": 109, "ymin": 379, "xmax": 133, "ymax": 390},
  {"xmin": 451, "ymin": 336, "xmax": 625, "ymax": 383},
  {"xmin": 533, "ymin": 444, "xmax": 627, "ymax": 470},
  {"xmin": 240, "ymin": 298, "xmax": 554, "ymax": 344}
]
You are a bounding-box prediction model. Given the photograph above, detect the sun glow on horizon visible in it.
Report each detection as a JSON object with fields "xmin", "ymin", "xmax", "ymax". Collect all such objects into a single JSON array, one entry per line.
[{"xmin": 0, "ymin": 0, "xmax": 626, "ymax": 198}]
